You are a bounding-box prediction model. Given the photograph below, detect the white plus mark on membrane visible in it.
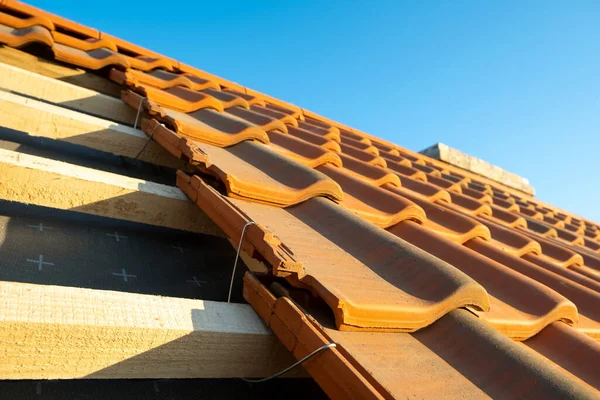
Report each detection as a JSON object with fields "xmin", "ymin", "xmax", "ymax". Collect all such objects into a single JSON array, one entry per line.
[
  {"xmin": 186, "ymin": 276, "xmax": 207, "ymax": 287},
  {"xmin": 112, "ymin": 268, "xmax": 136, "ymax": 282},
  {"xmin": 26, "ymin": 255, "xmax": 55, "ymax": 271},
  {"xmin": 27, "ymin": 222, "xmax": 53, "ymax": 232},
  {"xmin": 106, "ymin": 231, "xmax": 128, "ymax": 242}
]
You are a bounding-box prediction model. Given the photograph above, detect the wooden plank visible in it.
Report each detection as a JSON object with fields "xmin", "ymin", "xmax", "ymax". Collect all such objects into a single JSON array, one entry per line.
[
  {"xmin": 0, "ymin": 281, "xmax": 299, "ymax": 379},
  {"xmin": 0, "ymin": 148, "xmax": 223, "ymax": 235},
  {"xmin": 0, "ymin": 89, "xmax": 184, "ymax": 169},
  {"xmin": 0, "ymin": 62, "xmax": 136, "ymax": 125},
  {"xmin": 0, "ymin": 45, "xmax": 122, "ymax": 98}
]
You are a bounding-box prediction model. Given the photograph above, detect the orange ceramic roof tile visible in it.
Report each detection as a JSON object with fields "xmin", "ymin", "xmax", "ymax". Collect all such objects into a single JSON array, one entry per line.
[
  {"xmin": 385, "ymin": 160, "xmax": 428, "ymax": 181},
  {"xmin": 521, "ymin": 217, "xmax": 559, "ymax": 238},
  {"xmin": 412, "ymin": 162, "xmax": 442, "ymax": 177},
  {"xmin": 389, "ymin": 221, "xmax": 577, "ymax": 340},
  {"xmin": 385, "ymin": 185, "xmax": 491, "ymax": 244},
  {"xmin": 379, "ymin": 151, "xmax": 413, "ymax": 167},
  {"xmin": 5, "ymin": 2, "xmax": 600, "ymax": 394},
  {"xmin": 0, "ymin": 11, "xmax": 54, "ymax": 31},
  {"xmin": 189, "ymin": 140, "xmax": 343, "ymax": 207},
  {"xmin": 337, "ymin": 154, "xmax": 400, "ymax": 187},
  {"xmin": 339, "ymin": 129, "xmax": 370, "ymax": 144},
  {"xmin": 473, "ymin": 215, "xmax": 541, "ymax": 257},
  {"xmin": 231, "ymin": 196, "xmax": 490, "ymax": 331},
  {"xmin": 52, "ymin": 43, "xmax": 129, "ymax": 70},
  {"xmin": 339, "ymin": 142, "xmax": 386, "ymax": 167},
  {"xmin": 426, "ymin": 174, "xmax": 464, "ymax": 193},
  {"xmin": 582, "ymin": 237, "xmax": 600, "ymax": 253},
  {"xmin": 121, "ymin": 90, "xmax": 268, "ymax": 146},
  {"xmin": 445, "ymin": 191, "xmax": 493, "ymax": 216},
  {"xmin": 266, "ymin": 131, "xmax": 342, "ymax": 168},
  {"xmin": 51, "ymin": 30, "xmax": 118, "ymax": 52},
  {"xmin": 249, "ymin": 104, "xmax": 299, "ymax": 126},
  {"xmin": 465, "ymin": 239, "xmax": 600, "ymax": 340},
  {"xmin": 564, "ymin": 221, "xmax": 586, "ymax": 235},
  {"xmin": 468, "ymin": 182, "xmax": 494, "ymax": 196},
  {"xmin": 569, "ymin": 265, "xmax": 600, "ymax": 284},
  {"xmin": 130, "ymin": 84, "xmax": 224, "ymax": 113},
  {"xmin": 223, "ymin": 106, "xmax": 288, "ymax": 133},
  {"xmin": 246, "ymin": 273, "xmax": 589, "ymax": 399},
  {"xmin": 339, "ymin": 135, "xmax": 380, "ymax": 155},
  {"xmin": 0, "ymin": 22, "xmax": 53, "ymax": 47},
  {"xmin": 519, "ymin": 206, "xmax": 545, "ymax": 220},
  {"xmin": 524, "ymin": 321, "xmax": 600, "ymax": 391},
  {"xmin": 441, "ymin": 173, "xmax": 470, "ymax": 186},
  {"xmin": 486, "ymin": 205, "xmax": 527, "ymax": 228},
  {"xmin": 201, "ymin": 87, "xmax": 250, "ymax": 109},
  {"xmin": 222, "ymin": 89, "xmax": 265, "ymax": 106},
  {"xmin": 491, "ymin": 195, "xmax": 520, "ymax": 211},
  {"xmin": 264, "ymin": 102, "xmax": 303, "ymax": 121},
  {"xmin": 109, "ymin": 68, "xmax": 219, "ymax": 91},
  {"xmin": 140, "ymin": 118, "xmax": 192, "ymax": 162},
  {"xmin": 2, "ymin": 0, "xmax": 98, "ymax": 38},
  {"xmin": 242, "ymin": 275, "xmax": 383, "ymax": 399},
  {"xmin": 461, "ymin": 186, "xmax": 494, "ymax": 203},
  {"xmin": 317, "ymin": 165, "xmax": 426, "ymax": 228},
  {"xmin": 396, "ymin": 176, "xmax": 452, "ymax": 203},
  {"xmin": 518, "ymin": 231, "xmax": 584, "ymax": 268}
]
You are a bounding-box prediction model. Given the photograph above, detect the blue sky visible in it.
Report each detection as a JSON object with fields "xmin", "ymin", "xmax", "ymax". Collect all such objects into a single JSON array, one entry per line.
[{"xmin": 32, "ymin": 1, "xmax": 600, "ymax": 221}]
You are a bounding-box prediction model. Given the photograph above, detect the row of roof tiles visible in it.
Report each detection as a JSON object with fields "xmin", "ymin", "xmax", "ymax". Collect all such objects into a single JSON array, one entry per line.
[
  {"xmin": 2, "ymin": 0, "xmax": 600, "ymax": 235},
  {"xmin": 1, "ymin": 1, "xmax": 598, "ymax": 396}
]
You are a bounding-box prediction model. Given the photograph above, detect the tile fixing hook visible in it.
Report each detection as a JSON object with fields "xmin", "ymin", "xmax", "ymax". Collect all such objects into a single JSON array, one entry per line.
[
  {"xmin": 134, "ymin": 121, "xmax": 164, "ymax": 160},
  {"xmin": 228, "ymin": 221, "xmax": 255, "ymax": 303},
  {"xmin": 133, "ymin": 99, "xmax": 143, "ymax": 131},
  {"xmin": 241, "ymin": 343, "xmax": 337, "ymax": 383}
]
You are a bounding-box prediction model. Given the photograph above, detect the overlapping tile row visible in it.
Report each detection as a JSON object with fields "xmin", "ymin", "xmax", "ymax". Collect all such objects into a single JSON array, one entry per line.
[
  {"xmin": 1, "ymin": 1, "xmax": 599, "ymax": 396},
  {"xmin": 244, "ymin": 273, "xmax": 599, "ymax": 398}
]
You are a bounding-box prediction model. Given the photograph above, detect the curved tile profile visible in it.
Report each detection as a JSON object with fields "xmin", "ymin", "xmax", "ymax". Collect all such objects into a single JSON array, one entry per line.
[
  {"xmin": 192, "ymin": 140, "xmax": 343, "ymax": 206},
  {"xmin": 396, "ymin": 176, "xmax": 452, "ymax": 203},
  {"xmin": 467, "ymin": 239, "xmax": 600, "ymax": 339},
  {"xmin": 445, "ymin": 192, "xmax": 493, "ymax": 216},
  {"xmin": 0, "ymin": 13, "xmax": 54, "ymax": 31},
  {"xmin": 389, "ymin": 221, "xmax": 578, "ymax": 340},
  {"xmin": 229, "ymin": 196, "xmax": 490, "ymax": 331},
  {"xmin": 266, "ymin": 131, "xmax": 342, "ymax": 168},
  {"xmin": 475, "ymin": 216, "xmax": 542, "ymax": 257},
  {"xmin": 317, "ymin": 165, "xmax": 426, "ymax": 228},
  {"xmin": 525, "ymin": 322, "xmax": 600, "ymax": 390},
  {"xmin": 287, "ymin": 126, "xmax": 341, "ymax": 152},
  {"xmin": 223, "ymin": 89, "xmax": 265, "ymax": 106},
  {"xmin": 381, "ymin": 151, "xmax": 413, "ymax": 166},
  {"xmin": 121, "ymin": 90, "xmax": 269, "ymax": 146},
  {"xmin": 386, "ymin": 160, "xmax": 428, "ymax": 181},
  {"xmin": 52, "ymin": 43, "xmax": 130, "ymax": 70},
  {"xmin": 0, "ymin": 23, "xmax": 53, "ymax": 48},
  {"xmin": 427, "ymin": 175, "xmax": 464, "ymax": 193},
  {"xmin": 323, "ymin": 308, "xmax": 598, "ymax": 398},
  {"xmin": 51, "ymin": 30, "xmax": 117, "ymax": 52},
  {"xmin": 338, "ymin": 154, "xmax": 400, "ymax": 187},
  {"xmin": 109, "ymin": 68, "xmax": 219, "ymax": 91},
  {"xmin": 387, "ymin": 187, "xmax": 491, "ymax": 243},
  {"xmin": 297, "ymin": 120, "xmax": 340, "ymax": 141},
  {"xmin": 131, "ymin": 84, "xmax": 224, "ymax": 113},
  {"xmin": 201, "ymin": 87, "xmax": 250, "ymax": 109},
  {"xmin": 250, "ymin": 104, "xmax": 299, "ymax": 126},
  {"xmin": 524, "ymin": 254, "xmax": 600, "ymax": 293},
  {"xmin": 225, "ymin": 106, "xmax": 288, "ymax": 133},
  {"xmin": 340, "ymin": 143, "xmax": 387, "ymax": 167},
  {"xmin": 340, "ymin": 135, "xmax": 380, "ymax": 155},
  {"xmin": 462, "ymin": 187, "xmax": 493, "ymax": 203}
]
